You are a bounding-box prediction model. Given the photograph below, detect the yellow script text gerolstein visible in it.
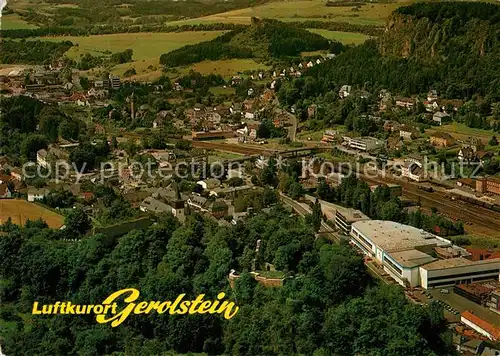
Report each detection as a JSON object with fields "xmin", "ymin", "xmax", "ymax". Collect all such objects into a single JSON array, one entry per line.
[{"xmin": 32, "ymin": 288, "xmax": 239, "ymax": 327}]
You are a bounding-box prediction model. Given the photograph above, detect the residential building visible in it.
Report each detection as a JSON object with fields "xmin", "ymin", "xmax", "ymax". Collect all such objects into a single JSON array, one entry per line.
[
  {"xmin": 196, "ymin": 178, "xmax": 221, "ymax": 190},
  {"xmin": 399, "ymin": 125, "xmax": 419, "ymax": 140},
  {"xmin": 424, "ymin": 101, "xmax": 440, "ymax": 112},
  {"xmin": 0, "ymin": 182, "xmax": 12, "ymax": 198},
  {"xmin": 187, "ymin": 195, "xmax": 208, "ymax": 212},
  {"xmin": 402, "ymin": 159, "xmax": 424, "ymax": 182},
  {"xmin": 430, "ymin": 132, "xmax": 455, "ymax": 147},
  {"xmin": 108, "ymin": 75, "xmax": 121, "ymax": 89},
  {"xmin": 36, "ymin": 149, "xmax": 49, "ymax": 168},
  {"xmin": 458, "ymin": 147, "xmax": 476, "ymax": 163},
  {"xmin": 432, "ymin": 111, "xmax": 450, "ymax": 126},
  {"xmin": 395, "ymin": 97, "xmax": 414, "ymax": 109},
  {"xmin": 27, "ymin": 188, "xmax": 49, "ymax": 202},
  {"xmin": 462, "ymin": 137, "xmax": 485, "ymax": 152},
  {"xmin": 427, "ymin": 89, "xmax": 438, "ymax": 102},
  {"xmin": 10, "ymin": 168, "xmax": 22, "ymax": 181},
  {"xmin": 139, "ymin": 197, "xmax": 172, "ymax": 214},
  {"xmin": 339, "ymin": 85, "xmax": 351, "ymax": 99},
  {"xmin": 321, "ymin": 130, "xmax": 338, "ymax": 144},
  {"xmin": 458, "ymin": 149, "xmax": 492, "ymax": 166},
  {"xmin": 307, "ymin": 104, "xmax": 317, "ymax": 118}
]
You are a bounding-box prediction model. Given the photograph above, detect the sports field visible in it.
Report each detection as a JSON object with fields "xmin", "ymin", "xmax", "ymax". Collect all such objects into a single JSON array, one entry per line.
[
  {"xmin": 307, "ymin": 29, "xmax": 372, "ymax": 45},
  {"xmin": 0, "ymin": 199, "xmax": 64, "ymax": 229},
  {"xmin": 169, "ymin": 0, "xmax": 411, "ymax": 26}
]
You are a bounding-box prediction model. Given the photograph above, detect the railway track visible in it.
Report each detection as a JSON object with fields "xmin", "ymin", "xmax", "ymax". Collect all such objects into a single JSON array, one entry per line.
[
  {"xmin": 191, "ymin": 141, "xmax": 276, "ymax": 155},
  {"xmin": 188, "ymin": 141, "xmax": 500, "ymax": 236},
  {"xmin": 359, "ymin": 174, "xmax": 500, "ymax": 236}
]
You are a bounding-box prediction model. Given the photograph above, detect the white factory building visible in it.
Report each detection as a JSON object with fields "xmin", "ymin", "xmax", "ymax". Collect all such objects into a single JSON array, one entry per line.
[{"xmin": 350, "ymin": 220, "xmax": 500, "ymax": 289}]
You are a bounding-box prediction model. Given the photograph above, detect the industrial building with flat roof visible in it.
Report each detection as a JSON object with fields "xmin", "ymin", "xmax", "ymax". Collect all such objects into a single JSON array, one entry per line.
[
  {"xmin": 350, "ymin": 220, "xmax": 500, "ymax": 289},
  {"xmin": 335, "ymin": 208, "xmax": 370, "ymax": 235}
]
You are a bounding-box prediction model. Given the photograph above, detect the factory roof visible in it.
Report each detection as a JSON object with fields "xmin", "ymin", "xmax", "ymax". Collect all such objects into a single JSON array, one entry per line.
[
  {"xmin": 352, "ymin": 220, "xmax": 450, "ymax": 253},
  {"xmin": 387, "ymin": 249, "xmax": 437, "ymax": 268},
  {"xmin": 421, "ymin": 257, "xmax": 500, "ymax": 271},
  {"xmin": 337, "ymin": 208, "xmax": 370, "ymax": 223}
]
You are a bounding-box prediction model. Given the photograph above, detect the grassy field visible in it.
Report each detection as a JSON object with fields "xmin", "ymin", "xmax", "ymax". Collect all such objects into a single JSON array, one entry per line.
[
  {"xmin": 1, "ymin": 14, "xmax": 38, "ymax": 29},
  {"xmin": 184, "ymin": 59, "xmax": 270, "ymax": 78},
  {"xmin": 0, "ymin": 199, "xmax": 64, "ymax": 229},
  {"xmin": 36, "ymin": 31, "xmax": 226, "ymax": 61},
  {"xmin": 169, "ymin": 0, "xmax": 411, "ymax": 26},
  {"xmin": 209, "ymin": 86, "xmax": 236, "ymax": 95},
  {"xmin": 35, "ymin": 31, "xmax": 226, "ymax": 80},
  {"xmin": 426, "ymin": 123, "xmax": 495, "ymax": 143},
  {"xmin": 307, "ymin": 29, "xmax": 372, "ymax": 45}
]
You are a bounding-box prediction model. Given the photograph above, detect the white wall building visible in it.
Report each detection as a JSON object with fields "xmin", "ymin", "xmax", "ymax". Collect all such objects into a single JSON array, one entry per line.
[
  {"xmin": 344, "ymin": 137, "xmax": 384, "ymax": 152},
  {"xmin": 27, "ymin": 188, "xmax": 49, "ymax": 202},
  {"xmin": 420, "ymin": 258, "xmax": 500, "ymax": 289},
  {"xmin": 350, "ymin": 220, "xmax": 500, "ymax": 289}
]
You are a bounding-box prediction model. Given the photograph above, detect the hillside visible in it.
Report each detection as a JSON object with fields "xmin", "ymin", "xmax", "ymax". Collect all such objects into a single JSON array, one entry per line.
[
  {"xmin": 159, "ymin": 18, "xmax": 333, "ymax": 67},
  {"xmin": 301, "ymin": 2, "xmax": 500, "ymax": 100},
  {"xmin": 380, "ymin": 2, "xmax": 500, "ymax": 59}
]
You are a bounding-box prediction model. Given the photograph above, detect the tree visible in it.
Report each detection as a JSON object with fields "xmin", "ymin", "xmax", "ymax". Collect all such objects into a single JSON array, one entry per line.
[
  {"xmin": 65, "ymin": 207, "xmax": 91, "ymax": 236},
  {"xmin": 306, "ymin": 198, "xmax": 323, "ymax": 232},
  {"xmin": 20, "ymin": 134, "xmax": 47, "ymax": 160},
  {"xmin": 288, "ymin": 182, "xmax": 305, "ymax": 200},
  {"xmin": 261, "ymin": 158, "xmax": 277, "ymax": 187},
  {"xmin": 489, "ymin": 135, "xmax": 498, "ymax": 146},
  {"xmin": 228, "ymin": 177, "xmax": 244, "ymax": 187},
  {"xmin": 175, "ymin": 140, "xmax": 192, "ymax": 151}
]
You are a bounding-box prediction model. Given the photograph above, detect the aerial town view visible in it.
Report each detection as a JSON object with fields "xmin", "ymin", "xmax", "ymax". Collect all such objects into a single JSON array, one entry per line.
[{"xmin": 0, "ymin": 0, "xmax": 500, "ymax": 354}]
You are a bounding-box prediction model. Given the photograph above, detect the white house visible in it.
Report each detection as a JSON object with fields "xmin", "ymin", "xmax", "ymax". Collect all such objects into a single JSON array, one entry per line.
[
  {"xmin": 196, "ymin": 178, "xmax": 221, "ymax": 190},
  {"xmin": 27, "ymin": 188, "xmax": 49, "ymax": 202},
  {"xmin": 339, "ymin": 85, "xmax": 352, "ymax": 99},
  {"xmin": 36, "ymin": 149, "xmax": 49, "ymax": 168}
]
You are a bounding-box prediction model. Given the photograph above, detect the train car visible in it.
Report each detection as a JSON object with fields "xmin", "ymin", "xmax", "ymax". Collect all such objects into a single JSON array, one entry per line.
[{"xmin": 418, "ymin": 185, "xmax": 434, "ymax": 193}]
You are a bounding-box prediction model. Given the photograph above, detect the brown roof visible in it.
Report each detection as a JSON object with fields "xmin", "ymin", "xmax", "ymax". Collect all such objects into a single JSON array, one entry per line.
[
  {"xmin": 0, "ymin": 183, "xmax": 9, "ymax": 196},
  {"xmin": 461, "ymin": 311, "xmax": 500, "ymax": 340}
]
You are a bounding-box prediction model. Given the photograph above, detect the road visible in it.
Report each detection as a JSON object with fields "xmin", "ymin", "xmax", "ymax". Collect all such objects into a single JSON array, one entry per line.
[{"xmin": 279, "ymin": 193, "xmax": 340, "ymax": 241}]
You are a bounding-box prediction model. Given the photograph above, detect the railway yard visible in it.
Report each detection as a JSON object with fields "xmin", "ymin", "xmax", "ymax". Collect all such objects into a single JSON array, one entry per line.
[{"xmin": 194, "ymin": 140, "xmax": 500, "ymax": 237}]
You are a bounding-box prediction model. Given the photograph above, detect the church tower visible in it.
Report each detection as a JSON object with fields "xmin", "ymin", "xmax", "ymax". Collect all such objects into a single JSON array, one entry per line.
[{"xmin": 171, "ymin": 182, "xmax": 186, "ymax": 223}]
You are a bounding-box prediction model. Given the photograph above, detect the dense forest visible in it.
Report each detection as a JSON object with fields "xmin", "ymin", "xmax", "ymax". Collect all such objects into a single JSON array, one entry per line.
[
  {"xmin": 0, "ymin": 23, "xmax": 246, "ymax": 39},
  {"xmin": 0, "ymin": 207, "xmax": 456, "ymax": 355},
  {"xmin": 0, "ymin": 20, "xmax": 378, "ymax": 39},
  {"xmin": 0, "ymin": 96, "xmax": 87, "ymax": 165},
  {"xmin": 160, "ymin": 31, "xmax": 254, "ymax": 67},
  {"xmin": 0, "ymin": 40, "xmax": 73, "ymax": 65},
  {"xmin": 160, "ymin": 19, "xmax": 332, "ymax": 67},
  {"xmin": 279, "ymin": 2, "xmax": 500, "ymax": 101}
]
